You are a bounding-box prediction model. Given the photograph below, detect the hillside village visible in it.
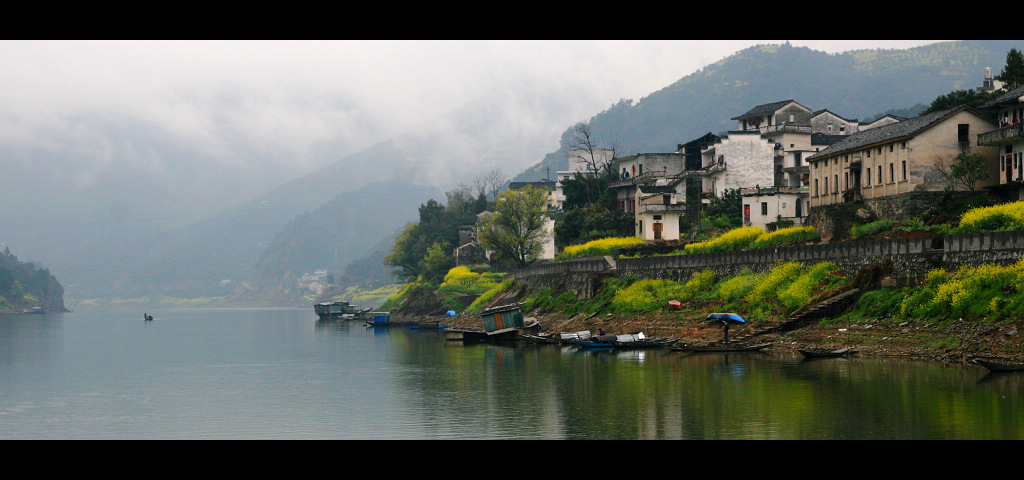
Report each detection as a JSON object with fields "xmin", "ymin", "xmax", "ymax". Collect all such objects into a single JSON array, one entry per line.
[{"xmin": 496, "ymin": 67, "xmax": 1024, "ymax": 256}]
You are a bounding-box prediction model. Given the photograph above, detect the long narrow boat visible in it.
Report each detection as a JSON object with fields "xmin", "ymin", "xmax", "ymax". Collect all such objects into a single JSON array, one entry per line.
[
  {"xmin": 670, "ymin": 342, "xmax": 772, "ymax": 353},
  {"xmin": 799, "ymin": 347, "xmax": 855, "ymax": 358},
  {"xmin": 974, "ymin": 358, "xmax": 1024, "ymax": 372},
  {"xmin": 573, "ymin": 333, "xmax": 679, "ymax": 349}
]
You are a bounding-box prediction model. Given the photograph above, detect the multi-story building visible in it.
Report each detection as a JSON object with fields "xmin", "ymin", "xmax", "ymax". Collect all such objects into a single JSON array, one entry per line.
[
  {"xmin": 978, "ymin": 84, "xmax": 1024, "ymax": 200},
  {"xmin": 805, "ymin": 105, "xmax": 1000, "ymax": 216}
]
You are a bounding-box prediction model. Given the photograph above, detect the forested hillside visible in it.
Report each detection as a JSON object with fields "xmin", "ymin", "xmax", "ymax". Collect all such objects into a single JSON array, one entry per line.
[
  {"xmin": 515, "ymin": 40, "xmax": 1022, "ymax": 181},
  {"xmin": 0, "ymin": 247, "xmax": 66, "ymax": 314}
]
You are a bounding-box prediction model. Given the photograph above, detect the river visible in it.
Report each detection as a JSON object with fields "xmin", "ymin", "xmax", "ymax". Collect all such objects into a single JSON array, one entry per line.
[{"xmin": 0, "ymin": 307, "xmax": 1021, "ymax": 439}]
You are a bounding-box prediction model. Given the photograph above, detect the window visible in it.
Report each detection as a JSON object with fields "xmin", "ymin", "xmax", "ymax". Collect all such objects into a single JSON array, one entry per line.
[
  {"xmin": 877, "ymin": 166, "xmax": 882, "ymax": 184},
  {"xmin": 902, "ymin": 161, "xmax": 907, "ymax": 181},
  {"xmin": 653, "ymin": 215, "xmax": 662, "ymax": 220},
  {"xmin": 814, "ymin": 179, "xmax": 819, "ymax": 196},
  {"xmin": 866, "ymin": 149, "xmax": 871, "ymax": 158},
  {"xmin": 889, "ymin": 144, "xmax": 894, "ymax": 152},
  {"xmin": 761, "ymin": 202, "xmax": 768, "ymax": 215},
  {"xmin": 889, "ymin": 163, "xmax": 894, "ymax": 183},
  {"xmin": 824, "ymin": 177, "xmax": 829, "ymax": 194},
  {"xmin": 866, "ymin": 168, "xmax": 871, "ymax": 186},
  {"xmin": 845, "ymin": 172, "xmax": 849, "ymax": 189},
  {"xmin": 834, "ymin": 175, "xmax": 839, "ymax": 193},
  {"xmin": 901, "ymin": 142, "xmax": 907, "ymax": 149}
]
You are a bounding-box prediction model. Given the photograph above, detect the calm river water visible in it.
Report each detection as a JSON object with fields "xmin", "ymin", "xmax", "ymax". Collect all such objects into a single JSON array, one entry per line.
[{"xmin": 1, "ymin": 307, "xmax": 1022, "ymax": 439}]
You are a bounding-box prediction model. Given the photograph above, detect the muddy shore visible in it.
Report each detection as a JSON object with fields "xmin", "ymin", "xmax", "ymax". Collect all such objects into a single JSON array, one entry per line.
[{"xmin": 402, "ymin": 310, "xmax": 1024, "ymax": 365}]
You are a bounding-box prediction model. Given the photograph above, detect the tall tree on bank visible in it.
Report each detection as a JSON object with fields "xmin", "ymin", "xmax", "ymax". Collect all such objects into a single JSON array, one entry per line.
[
  {"xmin": 477, "ymin": 186, "xmax": 550, "ymax": 269},
  {"xmin": 997, "ymin": 48, "xmax": 1024, "ymax": 90}
]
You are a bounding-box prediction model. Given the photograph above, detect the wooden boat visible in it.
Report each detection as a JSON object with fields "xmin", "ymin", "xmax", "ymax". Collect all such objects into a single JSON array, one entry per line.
[
  {"xmin": 974, "ymin": 358, "xmax": 1024, "ymax": 372},
  {"xmin": 798, "ymin": 347, "xmax": 855, "ymax": 358},
  {"xmin": 573, "ymin": 332, "xmax": 679, "ymax": 349},
  {"xmin": 314, "ymin": 301, "xmax": 367, "ymax": 321},
  {"xmin": 670, "ymin": 342, "xmax": 772, "ymax": 353},
  {"xmin": 365, "ymin": 311, "xmax": 439, "ymax": 328},
  {"xmin": 521, "ymin": 330, "xmax": 592, "ymax": 345}
]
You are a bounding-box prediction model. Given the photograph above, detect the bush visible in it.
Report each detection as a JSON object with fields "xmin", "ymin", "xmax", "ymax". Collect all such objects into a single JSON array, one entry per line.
[
  {"xmin": 683, "ymin": 226, "xmax": 764, "ymax": 254},
  {"xmin": 777, "ymin": 262, "xmax": 840, "ymax": 311},
  {"xmin": 750, "ymin": 225, "xmax": 819, "ymax": 249},
  {"xmin": 559, "ymin": 236, "xmax": 645, "ymax": 260},
  {"xmin": 956, "ymin": 201, "xmax": 1024, "ymax": 233},
  {"xmin": 851, "ymin": 219, "xmax": 894, "ymax": 239}
]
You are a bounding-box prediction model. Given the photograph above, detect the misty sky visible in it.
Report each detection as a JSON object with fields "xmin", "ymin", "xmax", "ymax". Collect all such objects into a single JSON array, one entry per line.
[{"xmin": 0, "ymin": 41, "xmax": 943, "ymax": 185}]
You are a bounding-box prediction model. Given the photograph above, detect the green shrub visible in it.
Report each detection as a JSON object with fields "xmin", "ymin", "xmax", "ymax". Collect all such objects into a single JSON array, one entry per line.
[
  {"xmin": 750, "ymin": 225, "xmax": 819, "ymax": 249},
  {"xmin": 715, "ymin": 270, "xmax": 760, "ymax": 301},
  {"xmin": 955, "ymin": 201, "xmax": 1024, "ymax": 233},
  {"xmin": 745, "ymin": 261, "xmax": 803, "ymax": 303},
  {"xmin": 684, "ymin": 226, "xmax": 764, "ymax": 254},
  {"xmin": 559, "ymin": 236, "xmax": 646, "ymax": 260},
  {"xmin": 777, "ymin": 262, "xmax": 839, "ymax": 311},
  {"xmin": 851, "ymin": 219, "xmax": 894, "ymax": 239}
]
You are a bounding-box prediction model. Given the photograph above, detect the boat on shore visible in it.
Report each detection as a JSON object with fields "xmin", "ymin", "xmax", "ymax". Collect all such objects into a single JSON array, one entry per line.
[
  {"xmin": 798, "ymin": 347, "xmax": 856, "ymax": 358},
  {"xmin": 670, "ymin": 342, "xmax": 772, "ymax": 353},
  {"xmin": 973, "ymin": 358, "xmax": 1024, "ymax": 372}
]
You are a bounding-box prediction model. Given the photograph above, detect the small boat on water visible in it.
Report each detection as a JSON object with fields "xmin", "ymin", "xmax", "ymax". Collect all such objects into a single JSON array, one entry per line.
[
  {"xmin": 23, "ymin": 307, "xmax": 45, "ymax": 314},
  {"xmin": 364, "ymin": 312, "xmax": 439, "ymax": 328},
  {"xmin": 799, "ymin": 347, "xmax": 855, "ymax": 358},
  {"xmin": 573, "ymin": 332, "xmax": 679, "ymax": 349},
  {"xmin": 315, "ymin": 301, "xmax": 368, "ymax": 321},
  {"xmin": 522, "ymin": 330, "xmax": 593, "ymax": 345},
  {"xmin": 973, "ymin": 358, "xmax": 1024, "ymax": 372},
  {"xmin": 671, "ymin": 342, "xmax": 772, "ymax": 353}
]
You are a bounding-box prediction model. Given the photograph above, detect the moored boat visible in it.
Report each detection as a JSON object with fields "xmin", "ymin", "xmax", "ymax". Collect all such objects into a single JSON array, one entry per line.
[
  {"xmin": 798, "ymin": 347, "xmax": 855, "ymax": 358},
  {"xmin": 974, "ymin": 358, "xmax": 1024, "ymax": 372},
  {"xmin": 314, "ymin": 301, "xmax": 367, "ymax": 321},
  {"xmin": 364, "ymin": 311, "xmax": 440, "ymax": 328},
  {"xmin": 573, "ymin": 332, "xmax": 679, "ymax": 349},
  {"xmin": 670, "ymin": 342, "xmax": 772, "ymax": 353}
]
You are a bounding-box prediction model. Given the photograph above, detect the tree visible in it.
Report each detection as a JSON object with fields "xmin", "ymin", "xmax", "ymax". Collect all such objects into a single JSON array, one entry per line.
[
  {"xmin": 568, "ymin": 121, "xmax": 618, "ymax": 177},
  {"xmin": 476, "ymin": 169, "xmax": 508, "ymax": 200},
  {"xmin": 476, "ymin": 186, "xmax": 550, "ymax": 269},
  {"xmin": 936, "ymin": 152, "xmax": 991, "ymax": 192},
  {"xmin": 997, "ymin": 48, "xmax": 1024, "ymax": 90},
  {"xmin": 921, "ymin": 89, "xmax": 999, "ymax": 115}
]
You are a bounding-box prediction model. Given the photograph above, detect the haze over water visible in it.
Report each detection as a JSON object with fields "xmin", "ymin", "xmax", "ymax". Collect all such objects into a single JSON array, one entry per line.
[{"xmin": 1, "ymin": 307, "xmax": 1021, "ymax": 439}]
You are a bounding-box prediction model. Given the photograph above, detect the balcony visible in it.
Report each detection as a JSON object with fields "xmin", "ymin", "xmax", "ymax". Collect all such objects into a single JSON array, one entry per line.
[
  {"xmin": 979, "ymin": 124, "xmax": 1024, "ymax": 146},
  {"xmin": 637, "ymin": 202, "xmax": 686, "ymax": 213}
]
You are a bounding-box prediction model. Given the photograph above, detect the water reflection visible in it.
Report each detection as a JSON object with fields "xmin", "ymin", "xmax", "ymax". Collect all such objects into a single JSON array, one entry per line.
[{"xmin": 374, "ymin": 327, "xmax": 1024, "ymax": 439}]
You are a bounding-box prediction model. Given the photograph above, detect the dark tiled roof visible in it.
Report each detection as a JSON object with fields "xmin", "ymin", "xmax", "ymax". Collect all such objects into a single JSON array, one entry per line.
[
  {"xmin": 806, "ymin": 106, "xmax": 988, "ymax": 162},
  {"xmin": 731, "ymin": 100, "xmax": 799, "ymax": 120},
  {"xmin": 811, "ymin": 109, "xmax": 858, "ymax": 123},
  {"xmin": 810, "ymin": 133, "xmax": 846, "ymax": 146},
  {"xmin": 982, "ymin": 84, "xmax": 1024, "ymax": 108},
  {"xmin": 637, "ymin": 185, "xmax": 676, "ymax": 194}
]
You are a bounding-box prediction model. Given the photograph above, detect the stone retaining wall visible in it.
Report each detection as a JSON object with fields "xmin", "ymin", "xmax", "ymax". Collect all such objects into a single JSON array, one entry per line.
[{"xmin": 508, "ymin": 231, "xmax": 1024, "ymax": 286}]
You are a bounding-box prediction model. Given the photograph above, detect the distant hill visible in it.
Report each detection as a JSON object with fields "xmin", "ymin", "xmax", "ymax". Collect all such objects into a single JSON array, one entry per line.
[
  {"xmin": 31, "ymin": 39, "xmax": 1024, "ymax": 303},
  {"xmin": 514, "ymin": 40, "xmax": 1024, "ymax": 181},
  {"xmin": 0, "ymin": 246, "xmax": 66, "ymax": 314}
]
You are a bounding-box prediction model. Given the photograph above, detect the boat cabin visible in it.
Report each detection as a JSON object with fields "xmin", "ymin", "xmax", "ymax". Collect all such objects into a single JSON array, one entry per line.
[{"xmin": 479, "ymin": 302, "xmax": 526, "ymax": 335}]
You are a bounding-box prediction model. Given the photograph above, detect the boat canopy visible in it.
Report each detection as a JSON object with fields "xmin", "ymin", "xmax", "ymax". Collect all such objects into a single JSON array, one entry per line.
[{"xmin": 707, "ymin": 313, "xmax": 745, "ymax": 324}]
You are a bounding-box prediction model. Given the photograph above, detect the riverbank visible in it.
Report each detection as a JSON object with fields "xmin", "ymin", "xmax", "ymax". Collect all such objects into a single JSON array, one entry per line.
[{"xmin": 421, "ymin": 309, "xmax": 1024, "ymax": 365}]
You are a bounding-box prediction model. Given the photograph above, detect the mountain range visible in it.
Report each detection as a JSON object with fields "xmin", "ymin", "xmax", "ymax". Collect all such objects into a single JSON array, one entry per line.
[{"xmin": 4, "ymin": 40, "xmax": 1021, "ymax": 306}]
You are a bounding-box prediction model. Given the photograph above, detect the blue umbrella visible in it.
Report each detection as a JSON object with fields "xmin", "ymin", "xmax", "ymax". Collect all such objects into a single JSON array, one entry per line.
[
  {"xmin": 707, "ymin": 313, "xmax": 745, "ymax": 343},
  {"xmin": 447, "ymin": 310, "xmax": 457, "ymax": 316},
  {"xmin": 707, "ymin": 313, "xmax": 745, "ymax": 324}
]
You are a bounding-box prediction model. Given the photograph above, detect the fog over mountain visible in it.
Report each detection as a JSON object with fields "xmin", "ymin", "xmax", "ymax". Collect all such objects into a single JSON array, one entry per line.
[{"xmin": 0, "ymin": 40, "xmax": 950, "ymax": 303}]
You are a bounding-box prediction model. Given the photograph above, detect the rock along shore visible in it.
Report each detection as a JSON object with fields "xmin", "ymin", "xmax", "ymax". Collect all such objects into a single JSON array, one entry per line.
[{"xmin": 397, "ymin": 309, "xmax": 1024, "ymax": 365}]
